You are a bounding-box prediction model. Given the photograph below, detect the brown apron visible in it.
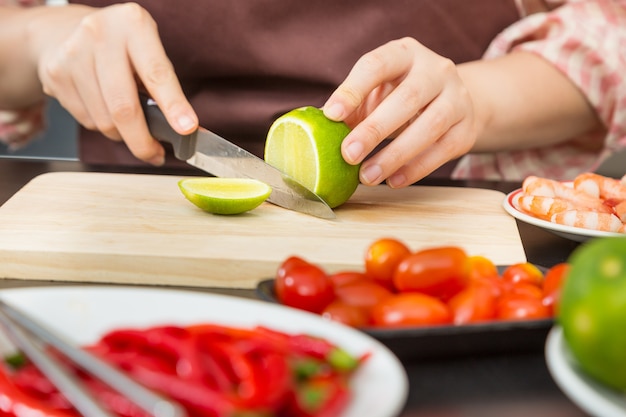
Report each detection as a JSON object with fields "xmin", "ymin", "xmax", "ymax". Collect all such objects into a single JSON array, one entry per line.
[{"xmin": 69, "ymin": 0, "xmax": 520, "ymax": 169}]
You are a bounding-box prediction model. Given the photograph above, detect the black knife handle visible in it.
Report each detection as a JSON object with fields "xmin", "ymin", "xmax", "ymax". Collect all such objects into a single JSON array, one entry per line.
[{"xmin": 139, "ymin": 92, "xmax": 197, "ymax": 160}]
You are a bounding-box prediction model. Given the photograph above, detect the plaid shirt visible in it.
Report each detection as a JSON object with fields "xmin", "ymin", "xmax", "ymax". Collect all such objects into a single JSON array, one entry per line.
[
  {"xmin": 453, "ymin": 0, "xmax": 626, "ymax": 180},
  {"xmin": 2, "ymin": 1, "xmax": 625, "ymax": 181}
]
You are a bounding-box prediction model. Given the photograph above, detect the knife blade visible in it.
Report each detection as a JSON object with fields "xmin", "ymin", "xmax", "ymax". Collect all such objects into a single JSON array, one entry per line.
[{"xmin": 140, "ymin": 95, "xmax": 335, "ymax": 219}]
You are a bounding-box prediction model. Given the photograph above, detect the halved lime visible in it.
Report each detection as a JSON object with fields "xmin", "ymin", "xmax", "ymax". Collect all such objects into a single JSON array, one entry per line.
[
  {"xmin": 178, "ymin": 178, "xmax": 272, "ymax": 215},
  {"xmin": 264, "ymin": 106, "xmax": 360, "ymax": 208}
]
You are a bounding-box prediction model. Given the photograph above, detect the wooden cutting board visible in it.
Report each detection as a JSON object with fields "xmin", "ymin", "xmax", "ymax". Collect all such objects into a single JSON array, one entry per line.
[{"xmin": 0, "ymin": 172, "xmax": 525, "ymax": 288}]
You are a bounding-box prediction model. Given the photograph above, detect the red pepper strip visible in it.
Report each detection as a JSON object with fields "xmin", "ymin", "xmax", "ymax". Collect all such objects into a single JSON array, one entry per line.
[
  {"xmin": 253, "ymin": 327, "xmax": 360, "ymax": 372},
  {"xmin": 287, "ymin": 374, "xmax": 352, "ymax": 417},
  {"xmin": 194, "ymin": 333, "xmax": 292, "ymax": 410},
  {"xmin": 0, "ymin": 365, "xmax": 78, "ymax": 417},
  {"xmin": 125, "ymin": 364, "xmax": 263, "ymax": 417}
]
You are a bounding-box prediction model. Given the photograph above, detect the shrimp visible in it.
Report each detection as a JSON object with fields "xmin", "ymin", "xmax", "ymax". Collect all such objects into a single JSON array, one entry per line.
[
  {"xmin": 513, "ymin": 194, "xmax": 606, "ymax": 221},
  {"xmin": 551, "ymin": 210, "xmax": 623, "ymax": 233},
  {"xmin": 573, "ymin": 172, "xmax": 626, "ymax": 200},
  {"xmin": 522, "ymin": 176, "xmax": 607, "ymax": 211},
  {"xmin": 613, "ymin": 200, "xmax": 626, "ymax": 223}
]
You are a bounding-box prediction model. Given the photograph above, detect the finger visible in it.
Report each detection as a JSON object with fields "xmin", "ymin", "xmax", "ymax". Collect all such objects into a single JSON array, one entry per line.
[
  {"xmin": 91, "ymin": 5, "xmax": 167, "ymax": 164},
  {"xmin": 323, "ymin": 37, "xmax": 418, "ymax": 121},
  {"xmin": 124, "ymin": 5, "xmax": 197, "ymax": 135},
  {"xmin": 38, "ymin": 40, "xmax": 100, "ymax": 133},
  {"xmin": 387, "ymin": 120, "xmax": 474, "ymax": 188},
  {"xmin": 359, "ymin": 88, "xmax": 467, "ymax": 186},
  {"xmin": 340, "ymin": 62, "xmax": 447, "ymax": 165},
  {"xmin": 63, "ymin": 30, "xmax": 123, "ymax": 141}
]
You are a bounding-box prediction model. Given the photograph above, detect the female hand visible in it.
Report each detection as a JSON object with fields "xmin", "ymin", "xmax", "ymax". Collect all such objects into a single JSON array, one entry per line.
[
  {"xmin": 30, "ymin": 3, "xmax": 198, "ymax": 165},
  {"xmin": 323, "ymin": 37, "xmax": 479, "ymax": 187}
]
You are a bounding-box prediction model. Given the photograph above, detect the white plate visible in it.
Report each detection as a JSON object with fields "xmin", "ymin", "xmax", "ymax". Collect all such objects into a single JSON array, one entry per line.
[
  {"xmin": 545, "ymin": 326, "xmax": 626, "ymax": 417},
  {"xmin": 503, "ymin": 188, "xmax": 623, "ymax": 242},
  {"xmin": 0, "ymin": 286, "xmax": 408, "ymax": 417}
]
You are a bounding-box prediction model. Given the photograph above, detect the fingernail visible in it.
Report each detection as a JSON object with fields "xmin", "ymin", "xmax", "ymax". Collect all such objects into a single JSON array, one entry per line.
[
  {"xmin": 387, "ymin": 173, "xmax": 406, "ymax": 188},
  {"xmin": 344, "ymin": 141, "xmax": 364, "ymax": 163},
  {"xmin": 177, "ymin": 114, "xmax": 197, "ymax": 132},
  {"xmin": 324, "ymin": 103, "xmax": 344, "ymax": 120},
  {"xmin": 361, "ymin": 164, "xmax": 383, "ymax": 184}
]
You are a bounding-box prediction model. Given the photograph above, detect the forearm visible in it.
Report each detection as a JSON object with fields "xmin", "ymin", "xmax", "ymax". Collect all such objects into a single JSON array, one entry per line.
[{"xmin": 460, "ymin": 51, "xmax": 601, "ymax": 153}]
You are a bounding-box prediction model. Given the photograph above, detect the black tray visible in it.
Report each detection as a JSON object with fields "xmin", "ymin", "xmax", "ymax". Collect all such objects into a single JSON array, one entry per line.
[{"xmin": 256, "ymin": 278, "xmax": 553, "ymax": 361}]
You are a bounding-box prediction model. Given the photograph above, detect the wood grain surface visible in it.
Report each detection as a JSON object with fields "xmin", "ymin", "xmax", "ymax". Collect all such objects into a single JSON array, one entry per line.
[{"xmin": 0, "ymin": 172, "xmax": 526, "ymax": 288}]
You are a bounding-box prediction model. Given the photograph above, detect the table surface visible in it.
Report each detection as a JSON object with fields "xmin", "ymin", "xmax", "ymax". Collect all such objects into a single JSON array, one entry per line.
[{"xmin": 0, "ymin": 158, "xmax": 589, "ymax": 417}]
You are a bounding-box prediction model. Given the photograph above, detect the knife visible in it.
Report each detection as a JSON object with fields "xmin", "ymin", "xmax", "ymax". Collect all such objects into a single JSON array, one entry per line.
[{"xmin": 140, "ymin": 95, "xmax": 335, "ymax": 219}]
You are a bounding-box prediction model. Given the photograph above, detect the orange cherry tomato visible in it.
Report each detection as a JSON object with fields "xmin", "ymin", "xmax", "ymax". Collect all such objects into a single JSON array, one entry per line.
[
  {"xmin": 328, "ymin": 271, "xmax": 369, "ymax": 288},
  {"xmin": 321, "ymin": 300, "xmax": 369, "ymax": 328},
  {"xmin": 275, "ymin": 257, "xmax": 334, "ymax": 314},
  {"xmin": 393, "ymin": 246, "xmax": 469, "ymax": 301},
  {"xmin": 364, "ymin": 238, "xmax": 411, "ymax": 291},
  {"xmin": 496, "ymin": 293, "xmax": 551, "ymax": 321},
  {"xmin": 334, "ymin": 281, "xmax": 393, "ymax": 313},
  {"xmin": 542, "ymin": 263, "xmax": 570, "ymax": 315},
  {"xmin": 370, "ymin": 293, "xmax": 452, "ymax": 328},
  {"xmin": 467, "ymin": 255, "xmax": 499, "ymax": 282},
  {"xmin": 501, "ymin": 262, "xmax": 544, "ymax": 287},
  {"xmin": 448, "ymin": 285, "xmax": 498, "ymax": 325}
]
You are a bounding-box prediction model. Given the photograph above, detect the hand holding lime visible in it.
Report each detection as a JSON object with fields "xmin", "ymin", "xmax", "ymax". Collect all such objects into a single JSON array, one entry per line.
[{"xmin": 559, "ymin": 237, "xmax": 626, "ymax": 392}]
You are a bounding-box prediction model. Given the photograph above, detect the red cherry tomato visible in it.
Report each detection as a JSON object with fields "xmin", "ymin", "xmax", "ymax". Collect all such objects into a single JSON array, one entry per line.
[
  {"xmin": 507, "ymin": 282, "xmax": 543, "ymax": 299},
  {"xmin": 334, "ymin": 281, "xmax": 393, "ymax": 313},
  {"xmin": 328, "ymin": 271, "xmax": 369, "ymax": 288},
  {"xmin": 542, "ymin": 263, "xmax": 570, "ymax": 314},
  {"xmin": 393, "ymin": 246, "xmax": 469, "ymax": 301},
  {"xmin": 364, "ymin": 238, "xmax": 411, "ymax": 290},
  {"xmin": 448, "ymin": 284, "xmax": 497, "ymax": 324},
  {"xmin": 275, "ymin": 258, "xmax": 334, "ymax": 314},
  {"xmin": 370, "ymin": 293, "xmax": 452, "ymax": 328},
  {"xmin": 321, "ymin": 300, "xmax": 369, "ymax": 328},
  {"xmin": 501, "ymin": 262, "xmax": 544, "ymax": 287},
  {"xmin": 496, "ymin": 293, "xmax": 551, "ymax": 321}
]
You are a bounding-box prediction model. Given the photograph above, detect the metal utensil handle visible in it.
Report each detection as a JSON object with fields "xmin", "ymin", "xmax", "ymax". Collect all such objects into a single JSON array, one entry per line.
[
  {"xmin": 0, "ymin": 306, "xmax": 115, "ymax": 417},
  {"xmin": 139, "ymin": 93, "xmax": 197, "ymax": 160},
  {"xmin": 0, "ymin": 299, "xmax": 187, "ymax": 417}
]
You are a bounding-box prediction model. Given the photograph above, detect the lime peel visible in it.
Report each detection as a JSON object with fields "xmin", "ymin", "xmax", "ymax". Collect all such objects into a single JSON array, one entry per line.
[
  {"xmin": 178, "ymin": 177, "xmax": 272, "ymax": 215},
  {"xmin": 264, "ymin": 106, "xmax": 360, "ymax": 208}
]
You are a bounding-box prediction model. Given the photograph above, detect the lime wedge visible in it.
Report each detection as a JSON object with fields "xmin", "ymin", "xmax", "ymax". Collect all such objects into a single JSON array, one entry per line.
[
  {"xmin": 178, "ymin": 178, "xmax": 272, "ymax": 215},
  {"xmin": 264, "ymin": 106, "xmax": 360, "ymax": 208}
]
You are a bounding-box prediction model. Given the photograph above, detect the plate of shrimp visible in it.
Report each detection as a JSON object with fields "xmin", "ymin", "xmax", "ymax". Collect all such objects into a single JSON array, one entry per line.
[{"xmin": 503, "ymin": 173, "xmax": 626, "ymax": 242}]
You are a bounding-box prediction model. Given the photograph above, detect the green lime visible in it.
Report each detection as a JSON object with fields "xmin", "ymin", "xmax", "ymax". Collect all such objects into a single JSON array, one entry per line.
[
  {"xmin": 264, "ymin": 106, "xmax": 360, "ymax": 208},
  {"xmin": 558, "ymin": 236, "xmax": 626, "ymax": 391},
  {"xmin": 178, "ymin": 177, "xmax": 272, "ymax": 215}
]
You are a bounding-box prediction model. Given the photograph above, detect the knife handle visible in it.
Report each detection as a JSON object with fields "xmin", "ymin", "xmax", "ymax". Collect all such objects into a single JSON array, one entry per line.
[{"xmin": 139, "ymin": 93, "xmax": 197, "ymax": 160}]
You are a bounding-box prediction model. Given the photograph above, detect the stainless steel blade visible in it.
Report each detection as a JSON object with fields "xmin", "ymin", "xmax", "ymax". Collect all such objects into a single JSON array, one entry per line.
[{"xmin": 141, "ymin": 95, "xmax": 335, "ymax": 219}]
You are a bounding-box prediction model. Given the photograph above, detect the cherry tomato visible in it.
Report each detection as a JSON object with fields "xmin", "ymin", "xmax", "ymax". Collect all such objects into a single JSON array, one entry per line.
[
  {"xmin": 501, "ymin": 262, "xmax": 544, "ymax": 287},
  {"xmin": 542, "ymin": 263, "xmax": 570, "ymax": 314},
  {"xmin": 448, "ymin": 284, "xmax": 497, "ymax": 324},
  {"xmin": 321, "ymin": 300, "xmax": 369, "ymax": 328},
  {"xmin": 467, "ymin": 255, "xmax": 499, "ymax": 282},
  {"xmin": 370, "ymin": 293, "xmax": 452, "ymax": 327},
  {"xmin": 496, "ymin": 293, "xmax": 551, "ymax": 321},
  {"xmin": 364, "ymin": 238, "xmax": 411, "ymax": 290},
  {"xmin": 328, "ymin": 271, "xmax": 369, "ymax": 288},
  {"xmin": 393, "ymin": 246, "xmax": 469, "ymax": 300},
  {"xmin": 506, "ymin": 281, "xmax": 543, "ymax": 299},
  {"xmin": 334, "ymin": 281, "xmax": 393, "ymax": 313},
  {"xmin": 275, "ymin": 257, "xmax": 334, "ymax": 314}
]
